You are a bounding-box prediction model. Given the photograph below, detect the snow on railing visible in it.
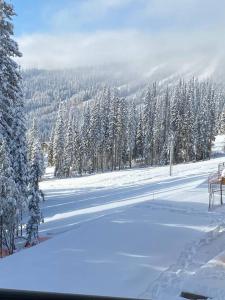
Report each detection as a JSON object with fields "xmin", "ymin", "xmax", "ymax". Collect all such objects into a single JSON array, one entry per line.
[{"xmin": 208, "ymin": 162, "xmax": 225, "ymax": 210}]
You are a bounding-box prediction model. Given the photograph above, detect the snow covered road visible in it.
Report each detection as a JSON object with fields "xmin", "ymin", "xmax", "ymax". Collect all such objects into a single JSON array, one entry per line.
[
  {"xmin": 0, "ymin": 157, "xmax": 225, "ymax": 299},
  {"xmin": 40, "ymin": 165, "xmax": 212, "ymax": 236}
]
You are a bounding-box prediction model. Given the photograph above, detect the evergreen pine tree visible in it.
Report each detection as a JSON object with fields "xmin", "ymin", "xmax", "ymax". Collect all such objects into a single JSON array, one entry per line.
[
  {"xmin": 127, "ymin": 101, "xmax": 138, "ymax": 168},
  {"xmin": 0, "ymin": 139, "xmax": 17, "ymax": 254},
  {"xmin": 53, "ymin": 103, "xmax": 65, "ymax": 177},
  {"xmin": 0, "ymin": 0, "xmax": 29, "ymax": 244},
  {"xmin": 63, "ymin": 115, "xmax": 73, "ymax": 177},
  {"xmin": 26, "ymin": 140, "xmax": 43, "ymax": 246}
]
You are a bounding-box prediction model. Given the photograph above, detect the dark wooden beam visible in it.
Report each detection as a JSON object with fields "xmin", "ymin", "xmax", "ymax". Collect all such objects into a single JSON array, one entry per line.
[
  {"xmin": 180, "ymin": 291, "xmax": 209, "ymax": 299},
  {"xmin": 0, "ymin": 289, "xmax": 147, "ymax": 300}
]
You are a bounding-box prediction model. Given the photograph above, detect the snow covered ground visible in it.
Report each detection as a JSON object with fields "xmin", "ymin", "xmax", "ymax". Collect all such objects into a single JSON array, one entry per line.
[
  {"xmin": 0, "ymin": 154, "xmax": 225, "ymax": 299},
  {"xmin": 211, "ymin": 135, "xmax": 225, "ymax": 156},
  {"xmin": 182, "ymin": 249, "xmax": 225, "ymax": 300}
]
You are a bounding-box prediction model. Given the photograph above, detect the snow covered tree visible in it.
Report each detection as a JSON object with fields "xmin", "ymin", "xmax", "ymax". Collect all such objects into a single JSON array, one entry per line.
[
  {"xmin": 53, "ymin": 102, "xmax": 65, "ymax": 177},
  {"xmin": 115, "ymin": 97, "xmax": 128, "ymax": 170},
  {"xmin": 127, "ymin": 101, "xmax": 138, "ymax": 168},
  {"xmin": 0, "ymin": 139, "xmax": 17, "ymax": 254},
  {"xmin": 143, "ymin": 85, "xmax": 157, "ymax": 165},
  {"xmin": 26, "ymin": 182, "xmax": 42, "ymax": 246},
  {"xmin": 158, "ymin": 87, "xmax": 170, "ymax": 165},
  {"xmin": 28, "ymin": 123, "xmax": 45, "ymax": 184},
  {"xmin": 219, "ymin": 108, "xmax": 225, "ymax": 134},
  {"xmin": 0, "ymin": 0, "xmax": 22, "ymax": 142},
  {"xmin": 63, "ymin": 115, "xmax": 73, "ymax": 177},
  {"xmin": 89, "ymin": 100, "xmax": 102, "ymax": 172},
  {"xmin": 0, "ymin": 0, "xmax": 30, "ymax": 245},
  {"xmin": 48, "ymin": 128, "xmax": 55, "ymax": 167},
  {"xmin": 72, "ymin": 120, "xmax": 83, "ymax": 176},
  {"xmin": 100, "ymin": 88, "xmax": 111, "ymax": 171},
  {"xmin": 136, "ymin": 110, "xmax": 144, "ymax": 161},
  {"xmin": 27, "ymin": 119, "xmax": 38, "ymax": 160},
  {"xmin": 108, "ymin": 94, "xmax": 119, "ymax": 171},
  {"xmin": 27, "ymin": 119, "xmax": 45, "ymax": 187},
  {"xmin": 170, "ymin": 81, "xmax": 183, "ymax": 163},
  {"xmin": 26, "ymin": 136, "xmax": 44, "ymax": 246},
  {"xmin": 81, "ymin": 105, "xmax": 92, "ymax": 173}
]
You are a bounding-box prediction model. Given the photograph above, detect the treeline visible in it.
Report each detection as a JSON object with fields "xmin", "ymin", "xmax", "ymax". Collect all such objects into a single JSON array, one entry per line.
[
  {"xmin": 0, "ymin": 0, "xmax": 44, "ymax": 254},
  {"xmin": 23, "ymin": 65, "xmax": 141, "ymax": 142},
  {"xmin": 49, "ymin": 79, "xmax": 224, "ymax": 177}
]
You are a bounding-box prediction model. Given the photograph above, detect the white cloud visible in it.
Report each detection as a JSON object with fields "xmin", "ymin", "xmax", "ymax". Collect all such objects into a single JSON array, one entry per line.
[
  {"xmin": 15, "ymin": 0, "xmax": 225, "ymax": 73},
  {"xmin": 17, "ymin": 30, "xmax": 151, "ymax": 69},
  {"xmin": 16, "ymin": 27, "xmax": 225, "ymax": 71}
]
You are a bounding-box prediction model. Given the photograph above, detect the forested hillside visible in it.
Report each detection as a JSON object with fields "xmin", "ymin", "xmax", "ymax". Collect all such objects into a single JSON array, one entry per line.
[
  {"xmin": 47, "ymin": 79, "xmax": 225, "ymax": 177},
  {"xmin": 23, "ymin": 66, "xmax": 225, "ymax": 143},
  {"xmin": 22, "ymin": 66, "xmax": 146, "ymax": 141}
]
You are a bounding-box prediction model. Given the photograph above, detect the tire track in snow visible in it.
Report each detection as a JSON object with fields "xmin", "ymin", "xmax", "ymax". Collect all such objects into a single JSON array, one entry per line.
[{"xmin": 43, "ymin": 179, "xmax": 205, "ymax": 224}]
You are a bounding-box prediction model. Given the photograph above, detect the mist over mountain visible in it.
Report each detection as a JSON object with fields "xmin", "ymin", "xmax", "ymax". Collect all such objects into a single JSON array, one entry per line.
[{"xmin": 23, "ymin": 56, "xmax": 225, "ymax": 142}]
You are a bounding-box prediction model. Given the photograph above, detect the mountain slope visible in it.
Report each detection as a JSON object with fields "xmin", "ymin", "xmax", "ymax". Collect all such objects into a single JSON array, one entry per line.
[{"xmin": 23, "ymin": 63, "xmax": 225, "ymax": 141}]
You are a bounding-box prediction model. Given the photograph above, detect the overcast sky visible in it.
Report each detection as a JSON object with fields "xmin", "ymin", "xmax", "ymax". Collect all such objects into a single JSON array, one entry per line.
[{"xmin": 11, "ymin": 0, "xmax": 225, "ymax": 70}]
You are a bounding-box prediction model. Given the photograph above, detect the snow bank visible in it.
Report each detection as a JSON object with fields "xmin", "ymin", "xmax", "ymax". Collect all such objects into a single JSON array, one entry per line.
[{"xmin": 181, "ymin": 249, "xmax": 225, "ymax": 300}]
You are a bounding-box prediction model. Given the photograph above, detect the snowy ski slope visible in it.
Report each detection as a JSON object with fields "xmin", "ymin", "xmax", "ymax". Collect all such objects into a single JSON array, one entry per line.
[{"xmin": 0, "ymin": 150, "xmax": 225, "ymax": 299}]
